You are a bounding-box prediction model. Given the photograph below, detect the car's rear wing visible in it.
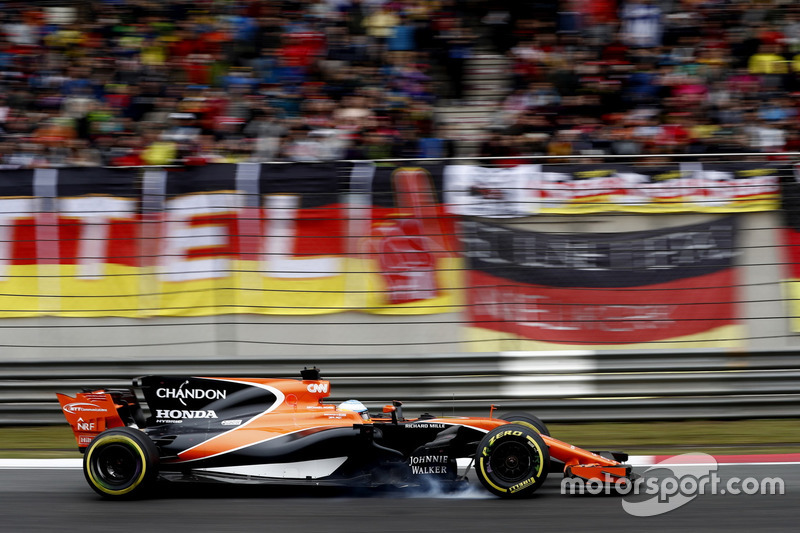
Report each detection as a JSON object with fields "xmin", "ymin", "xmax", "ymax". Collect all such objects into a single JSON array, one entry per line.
[{"xmin": 56, "ymin": 389, "xmax": 145, "ymax": 451}]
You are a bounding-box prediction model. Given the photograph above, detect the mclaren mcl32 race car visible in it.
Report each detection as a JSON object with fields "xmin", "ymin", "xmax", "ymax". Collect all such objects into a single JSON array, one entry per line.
[{"xmin": 57, "ymin": 368, "xmax": 632, "ymax": 499}]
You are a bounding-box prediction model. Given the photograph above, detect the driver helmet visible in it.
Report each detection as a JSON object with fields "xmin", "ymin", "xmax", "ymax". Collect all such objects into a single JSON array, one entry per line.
[{"xmin": 338, "ymin": 399, "xmax": 370, "ymax": 421}]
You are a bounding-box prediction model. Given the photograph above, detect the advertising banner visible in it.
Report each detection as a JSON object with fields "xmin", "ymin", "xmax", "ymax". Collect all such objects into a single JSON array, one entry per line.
[
  {"xmin": 444, "ymin": 162, "xmax": 782, "ymax": 216},
  {"xmin": 354, "ymin": 163, "xmax": 462, "ymax": 314}
]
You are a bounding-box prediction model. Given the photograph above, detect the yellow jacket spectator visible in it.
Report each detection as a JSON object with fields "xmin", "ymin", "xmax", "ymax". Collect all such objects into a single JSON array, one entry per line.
[
  {"xmin": 364, "ymin": 6, "xmax": 399, "ymax": 40},
  {"xmin": 748, "ymin": 45, "xmax": 789, "ymax": 75},
  {"xmin": 141, "ymin": 38, "xmax": 167, "ymax": 66},
  {"xmin": 141, "ymin": 140, "xmax": 177, "ymax": 166}
]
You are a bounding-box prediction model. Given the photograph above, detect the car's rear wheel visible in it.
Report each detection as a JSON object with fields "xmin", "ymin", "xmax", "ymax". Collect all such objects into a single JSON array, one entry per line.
[
  {"xmin": 499, "ymin": 411, "xmax": 550, "ymax": 436},
  {"xmin": 474, "ymin": 424, "xmax": 549, "ymax": 498},
  {"xmin": 84, "ymin": 427, "xmax": 159, "ymax": 499}
]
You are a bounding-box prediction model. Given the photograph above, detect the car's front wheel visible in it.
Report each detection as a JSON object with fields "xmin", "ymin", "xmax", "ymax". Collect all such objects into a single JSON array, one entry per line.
[
  {"xmin": 83, "ymin": 427, "xmax": 159, "ymax": 499},
  {"xmin": 474, "ymin": 424, "xmax": 549, "ymax": 498}
]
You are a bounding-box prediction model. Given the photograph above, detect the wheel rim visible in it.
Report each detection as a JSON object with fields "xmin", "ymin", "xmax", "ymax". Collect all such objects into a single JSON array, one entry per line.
[
  {"xmin": 93, "ymin": 443, "xmax": 141, "ymax": 488},
  {"xmin": 488, "ymin": 441, "xmax": 535, "ymax": 483}
]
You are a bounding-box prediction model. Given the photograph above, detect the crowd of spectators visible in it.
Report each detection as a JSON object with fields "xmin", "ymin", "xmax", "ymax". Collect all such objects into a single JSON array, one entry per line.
[
  {"xmin": 2, "ymin": 0, "xmax": 800, "ymax": 168},
  {"xmin": 483, "ymin": 0, "xmax": 800, "ymax": 160}
]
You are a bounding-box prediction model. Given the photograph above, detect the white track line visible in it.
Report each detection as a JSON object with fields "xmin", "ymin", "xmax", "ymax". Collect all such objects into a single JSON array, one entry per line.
[{"xmin": 0, "ymin": 459, "xmax": 81, "ymax": 469}]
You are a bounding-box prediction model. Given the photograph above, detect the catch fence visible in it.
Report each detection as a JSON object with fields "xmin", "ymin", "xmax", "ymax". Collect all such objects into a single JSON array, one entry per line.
[{"xmin": 1, "ymin": 153, "xmax": 799, "ymax": 423}]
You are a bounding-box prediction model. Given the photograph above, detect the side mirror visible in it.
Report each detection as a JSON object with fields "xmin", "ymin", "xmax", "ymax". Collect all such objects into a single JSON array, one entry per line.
[{"xmin": 383, "ymin": 404, "xmax": 397, "ymax": 424}]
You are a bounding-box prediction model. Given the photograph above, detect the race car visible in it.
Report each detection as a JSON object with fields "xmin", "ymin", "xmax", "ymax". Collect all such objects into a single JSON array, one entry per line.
[{"xmin": 56, "ymin": 368, "xmax": 632, "ymax": 499}]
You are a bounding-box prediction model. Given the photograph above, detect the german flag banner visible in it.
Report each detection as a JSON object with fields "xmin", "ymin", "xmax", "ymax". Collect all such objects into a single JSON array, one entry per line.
[
  {"xmin": 51, "ymin": 167, "xmax": 141, "ymax": 317},
  {"xmin": 444, "ymin": 162, "xmax": 782, "ymax": 216},
  {"xmin": 153, "ymin": 162, "xmax": 347, "ymax": 316},
  {"xmin": 460, "ymin": 216, "xmax": 742, "ymax": 350},
  {"xmin": 0, "ymin": 164, "xmax": 348, "ymax": 317},
  {"xmin": 0, "ymin": 168, "xmax": 48, "ymax": 317},
  {"xmin": 0, "ymin": 167, "xmax": 142, "ymax": 317}
]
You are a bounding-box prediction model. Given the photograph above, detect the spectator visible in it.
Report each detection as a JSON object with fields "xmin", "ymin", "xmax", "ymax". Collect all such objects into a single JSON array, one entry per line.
[
  {"xmin": 65, "ymin": 138, "xmax": 103, "ymax": 167},
  {"xmin": 363, "ymin": 3, "xmax": 400, "ymax": 61},
  {"xmin": 745, "ymin": 115, "xmax": 787, "ymax": 153},
  {"xmin": 619, "ymin": 0, "xmax": 664, "ymax": 48},
  {"xmin": 109, "ymin": 135, "xmax": 144, "ymax": 167},
  {"xmin": 140, "ymin": 130, "xmax": 177, "ymax": 166},
  {"xmin": 243, "ymin": 106, "xmax": 288, "ymax": 162},
  {"xmin": 439, "ymin": 17, "xmax": 475, "ymax": 103},
  {"xmin": 6, "ymin": 142, "xmax": 50, "ymax": 168},
  {"xmin": 748, "ymin": 42, "xmax": 790, "ymax": 90}
]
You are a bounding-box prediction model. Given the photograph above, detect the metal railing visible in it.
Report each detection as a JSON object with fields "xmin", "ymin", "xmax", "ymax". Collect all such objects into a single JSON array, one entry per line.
[{"xmin": 3, "ymin": 349, "xmax": 798, "ymax": 425}]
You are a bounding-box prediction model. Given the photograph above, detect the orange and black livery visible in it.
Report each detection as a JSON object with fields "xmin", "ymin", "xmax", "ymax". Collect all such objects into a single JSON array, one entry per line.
[{"xmin": 57, "ymin": 367, "xmax": 633, "ymax": 499}]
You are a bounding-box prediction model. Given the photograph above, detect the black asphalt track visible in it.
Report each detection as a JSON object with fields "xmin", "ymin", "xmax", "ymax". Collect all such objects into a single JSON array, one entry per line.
[{"xmin": 0, "ymin": 465, "xmax": 795, "ymax": 532}]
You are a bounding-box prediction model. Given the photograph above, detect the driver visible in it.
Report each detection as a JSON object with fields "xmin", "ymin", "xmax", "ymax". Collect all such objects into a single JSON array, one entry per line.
[{"xmin": 337, "ymin": 399, "xmax": 371, "ymax": 421}]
